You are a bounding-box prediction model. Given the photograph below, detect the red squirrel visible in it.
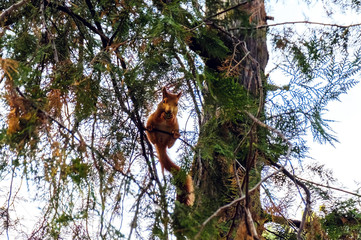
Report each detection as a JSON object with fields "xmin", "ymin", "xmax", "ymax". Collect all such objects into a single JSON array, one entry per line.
[{"xmin": 146, "ymin": 87, "xmax": 194, "ymax": 206}]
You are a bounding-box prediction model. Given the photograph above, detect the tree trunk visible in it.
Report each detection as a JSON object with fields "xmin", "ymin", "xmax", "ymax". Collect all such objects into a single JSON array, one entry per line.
[{"xmin": 192, "ymin": 0, "xmax": 269, "ymax": 238}]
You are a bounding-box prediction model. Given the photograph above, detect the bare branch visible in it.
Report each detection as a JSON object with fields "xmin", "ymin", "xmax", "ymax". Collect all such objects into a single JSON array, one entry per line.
[
  {"xmin": 238, "ymin": 20, "xmax": 361, "ymax": 30},
  {"xmin": 297, "ymin": 176, "xmax": 361, "ymax": 198},
  {"xmin": 5, "ymin": 167, "xmax": 15, "ymax": 240}
]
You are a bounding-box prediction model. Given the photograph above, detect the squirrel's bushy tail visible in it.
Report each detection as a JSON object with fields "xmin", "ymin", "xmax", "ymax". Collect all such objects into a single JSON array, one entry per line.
[
  {"xmin": 179, "ymin": 174, "xmax": 195, "ymax": 206},
  {"xmin": 155, "ymin": 143, "xmax": 180, "ymax": 173},
  {"xmin": 156, "ymin": 144, "xmax": 195, "ymax": 206}
]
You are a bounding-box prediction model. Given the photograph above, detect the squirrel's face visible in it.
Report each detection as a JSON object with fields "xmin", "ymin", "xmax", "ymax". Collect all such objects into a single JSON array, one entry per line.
[
  {"xmin": 162, "ymin": 97, "xmax": 178, "ymax": 119},
  {"xmin": 162, "ymin": 88, "xmax": 182, "ymax": 119}
]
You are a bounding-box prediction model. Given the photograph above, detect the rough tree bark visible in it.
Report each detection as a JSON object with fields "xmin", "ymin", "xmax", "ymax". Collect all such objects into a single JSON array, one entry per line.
[{"xmin": 191, "ymin": 0, "xmax": 269, "ymax": 238}]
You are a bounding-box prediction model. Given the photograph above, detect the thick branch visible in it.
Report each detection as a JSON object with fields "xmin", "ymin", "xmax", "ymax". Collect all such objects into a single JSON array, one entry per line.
[
  {"xmin": 270, "ymin": 161, "xmax": 311, "ymax": 240},
  {"xmin": 84, "ymin": 0, "xmax": 107, "ymax": 48}
]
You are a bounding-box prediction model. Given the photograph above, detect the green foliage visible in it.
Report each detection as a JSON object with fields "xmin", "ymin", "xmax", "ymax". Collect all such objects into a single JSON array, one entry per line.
[
  {"xmin": 11, "ymin": 32, "xmax": 37, "ymax": 62},
  {"xmin": 198, "ymin": 116, "xmax": 235, "ymax": 161},
  {"xmin": 74, "ymin": 76, "xmax": 100, "ymax": 122},
  {"xmin": 172, "ymin": 201, "xmax": 225, "ymax": 240},
  {"xmin": 67, "ymin": 158, "xmax": 91, "ymax": 185},
  {"xmin": 268, "ymin": 36, "xmax": 361, "ymax": 147},
  {"xmin": 204, "ymin": 68, "xmax": 253, "ymax": 121},
  {"xmin": 197, "ymin": 27, "xmax": 230, "ymax": 59},
  {"xmin": 321, "ymin": 199, "xmax": 361, "ymax": 239}
]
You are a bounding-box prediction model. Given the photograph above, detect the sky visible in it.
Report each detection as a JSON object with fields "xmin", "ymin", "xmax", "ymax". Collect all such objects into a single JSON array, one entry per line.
[
  {"xmin": 308, "ymin": 82, "xmax": 361, "ymax": 190},
  {"xmin": 266, "ymin": 1, "xmax": 361, "ymax": 193}
]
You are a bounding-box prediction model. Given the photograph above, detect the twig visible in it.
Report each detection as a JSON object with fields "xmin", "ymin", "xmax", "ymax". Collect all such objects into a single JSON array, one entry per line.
[
  {"xmin": 0, "ymin": 0, "xmax": 29, "ymax": 23},
  {"xmin": 205, "ymin": 1, "xmax": 249, "ymax": 20},
  {"xmin": 5, "ymin": 167, "xmax": 15, "ymax": 240},
  {"xmin": 229, "ymin": 51, "xmax": 249, "ymax": 76},
  {"xmin": 262, "ymin": 184, "xmax": 299, "ymax": 231},
  {"xmin": 174, "ymin": 54, "xmax": 202, "ymax": 124},
  {"xmin": 127, "ymin": 181, "xmax": 152, "ymax": 240},
  {"xmin": 296, "ymin": 176, "xmax": 361, "ymax": 198},
  {"xmin": 238, "ymin": 20, "xmax": 361, "ymax": 30},
  {"xmin": 145, "ymin": 127, "xmax": 196, "ymax": 151}
]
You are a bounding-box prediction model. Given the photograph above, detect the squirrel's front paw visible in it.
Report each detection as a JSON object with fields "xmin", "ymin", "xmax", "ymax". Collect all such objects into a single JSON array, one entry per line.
[
  {"xmin": 172, "ymin": 130, "xmax": 180, "ymax": 139},
  {"xmin": 147, "ymin": 125, "xmax": 154, "ymax": 132}
]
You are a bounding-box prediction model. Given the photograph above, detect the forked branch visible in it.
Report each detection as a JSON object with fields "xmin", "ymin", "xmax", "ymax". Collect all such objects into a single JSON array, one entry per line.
[{"xmin": 245, "ymin": 111, "xmax": 310, "ymax": 240}]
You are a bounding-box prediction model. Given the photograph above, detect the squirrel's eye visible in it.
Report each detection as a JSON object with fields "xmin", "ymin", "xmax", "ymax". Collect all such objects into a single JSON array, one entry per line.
[{"xmin": 163, "ymin": 100, "xmax": 166, "ymax": 103}]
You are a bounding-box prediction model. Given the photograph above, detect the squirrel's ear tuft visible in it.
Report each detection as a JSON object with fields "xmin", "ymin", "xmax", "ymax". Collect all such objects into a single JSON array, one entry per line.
[
  {"xmin": 177, "ymin": 91, "xmax": 182, "ymax": 99},
  {"xmin": 162, "ymin": 87, "xmax": 168, "ymax": 98}
]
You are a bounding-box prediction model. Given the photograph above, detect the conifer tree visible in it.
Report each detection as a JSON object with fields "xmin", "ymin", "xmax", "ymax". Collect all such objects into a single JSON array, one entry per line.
[{"xmin": 0, "ymin": 0, "xmax": 361, "ymax": 239}]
